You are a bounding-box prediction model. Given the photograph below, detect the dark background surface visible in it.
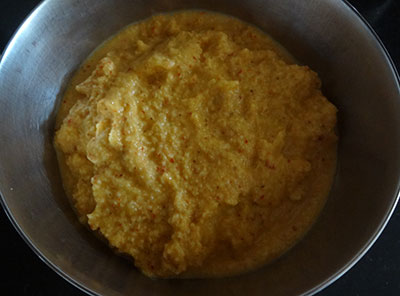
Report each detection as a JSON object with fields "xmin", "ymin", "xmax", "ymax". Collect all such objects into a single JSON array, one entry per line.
[{"xmin": 1, "ymin": 0, "xmax": 399, "ymax": 295}]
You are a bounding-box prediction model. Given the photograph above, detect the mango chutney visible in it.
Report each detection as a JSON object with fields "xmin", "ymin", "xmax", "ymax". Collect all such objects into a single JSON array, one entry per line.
[{"xmin": 54, "ymin": 11, "xmax": 337, "ymax": 278}]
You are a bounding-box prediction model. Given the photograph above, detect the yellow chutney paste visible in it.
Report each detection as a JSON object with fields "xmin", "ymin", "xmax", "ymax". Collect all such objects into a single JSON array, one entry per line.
[{"xmin": 54, "ymin": 11, "xmax": 337, "ymax": 278}]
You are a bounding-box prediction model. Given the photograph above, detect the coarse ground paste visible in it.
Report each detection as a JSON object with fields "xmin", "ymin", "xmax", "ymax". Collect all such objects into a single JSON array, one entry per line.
[{"xmin": 54, "ymin": 11, "xmax": 337, "ymax": 278}]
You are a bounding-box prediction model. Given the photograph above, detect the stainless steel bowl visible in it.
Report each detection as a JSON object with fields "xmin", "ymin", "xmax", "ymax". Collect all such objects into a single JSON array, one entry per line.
[{"xmin": 1, "ymin": 0, "xmax": 399, "ymax": 295}]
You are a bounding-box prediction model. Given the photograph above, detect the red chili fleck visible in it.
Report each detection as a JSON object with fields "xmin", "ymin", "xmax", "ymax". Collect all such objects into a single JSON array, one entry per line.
[
  {"xmin": 169, "ymin": 158, "xmax": 175, "ymax": 163},
  {"xmin": 119, "ymin": 174, "xmax": 123, "ymax": 177},
  {"xmin": 199, "ymin": 11, "xmax": 206, "ymax": 15},
  {"xmin": 244, "ymin": 139, "xmax": 248, "ymax": 144},
  {"xmin": 260, "ymin": 195, "xmax": 264, "ymax": 200},
  {"xmin": 63, "ymin": 100, "xmax": 66, "ymax": 104},
  {"xmin": 67, "ymin": 119, "xmax": 72, "ymax": 125},
  {"xmin": 156, "ymin": 166, "xmax": 165, "ymax": 174},
  {"xmin": 151, "ymin": 213, "xmax": 156, "ymax": 219},
  {"xmin": 177, "ymin": 72, "xmax": 181, "ymax": 77},
  {"xmin": 193, "ymin": 56, "xmax": 197, "ymax": 61},
  {"xmin": 141, "ymin": 147, "xmax": 144, "ymax": 151},
  {"xmin": 141, "ymin": 110, "xmax": 145, "ymax": 114},
  {"xmin": 188, "ymin": 112, "xmax": 192, "ymax": 116},
  {"xmin": 237, "ymin": 69, "xmax": 243, "ymax": 75}
]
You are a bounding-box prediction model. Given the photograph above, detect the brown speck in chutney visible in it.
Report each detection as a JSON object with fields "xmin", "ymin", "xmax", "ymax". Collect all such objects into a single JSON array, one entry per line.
[{"xmin": 265, "ymin": 160, "xmax": 276, "ymax": 169}]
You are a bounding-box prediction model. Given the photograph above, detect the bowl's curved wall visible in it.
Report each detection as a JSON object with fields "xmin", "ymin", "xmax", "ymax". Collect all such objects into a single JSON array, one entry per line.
[{"xmin": 0, "ymin": 0, "xmax": 399, "ymax": 295}]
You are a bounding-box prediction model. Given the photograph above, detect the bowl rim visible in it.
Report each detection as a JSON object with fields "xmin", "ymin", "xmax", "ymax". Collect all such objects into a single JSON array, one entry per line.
[{"xmin": 1, "ymin": 0, "xmax": 399, "ymax": 295}]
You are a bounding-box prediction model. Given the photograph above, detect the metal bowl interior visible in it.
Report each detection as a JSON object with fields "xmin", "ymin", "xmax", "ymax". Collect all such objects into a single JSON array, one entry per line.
[{"xmin": 0, "ymin": 0, "xmax": 399, "ymax": 295}]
